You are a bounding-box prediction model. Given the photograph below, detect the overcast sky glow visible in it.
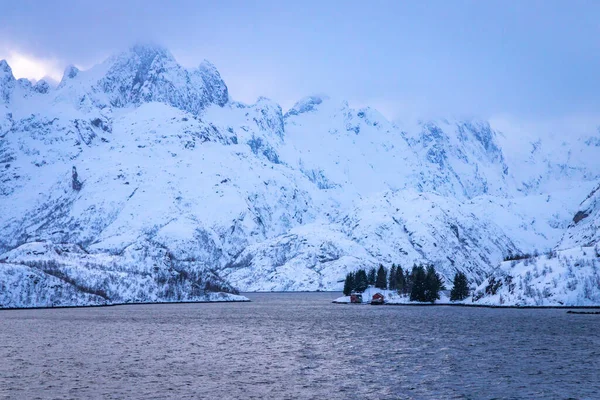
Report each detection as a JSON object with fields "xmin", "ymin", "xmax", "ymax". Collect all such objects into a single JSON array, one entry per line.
[{"xmin": 1, "ymin": 0, "xmax": 599, "ymax": 122}]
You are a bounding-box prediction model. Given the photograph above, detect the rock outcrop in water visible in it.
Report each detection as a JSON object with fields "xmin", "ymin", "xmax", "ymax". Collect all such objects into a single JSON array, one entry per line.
[{"xmin": 1, "ymin": 44, "xmax": 599, "ymax": 307}]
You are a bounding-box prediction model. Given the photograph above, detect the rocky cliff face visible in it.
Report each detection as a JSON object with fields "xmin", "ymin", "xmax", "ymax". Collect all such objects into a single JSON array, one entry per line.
[
  {"xmin": 0, "ymin": 60, "xmax": 16, "ymax": 104},
  {"xmin": 1, "ymin": 44, "xmax": 599, "ymax": 307},
  {"xmin": 97, "ymin": 45, "xmax": 228, "ymax": 113}
]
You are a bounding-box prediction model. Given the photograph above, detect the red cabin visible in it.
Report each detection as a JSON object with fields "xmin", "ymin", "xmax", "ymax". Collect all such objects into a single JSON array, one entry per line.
[
  {"xmin": 350, "ymin": 293, "xmax": 363, "ymax": 303},
  {"xmin": 371, "ymin": 293, "xmax": 385, "ymax": 305}
]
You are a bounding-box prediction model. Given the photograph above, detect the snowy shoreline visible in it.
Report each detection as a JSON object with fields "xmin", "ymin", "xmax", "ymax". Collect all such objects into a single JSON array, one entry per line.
[
  {"xmin": 331, "ymin": 285, "xmax": 600, "ymax": 308},
  {"xmin": 0, "ymin": 294, "xmax": 250, "ymax": 311},
  {"xmin": 331, "ymin": 301, "xmax": 600, "ymax": 309}
]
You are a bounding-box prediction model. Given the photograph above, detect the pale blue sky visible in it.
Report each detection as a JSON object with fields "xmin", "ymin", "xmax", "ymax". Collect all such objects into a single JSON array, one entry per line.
[{"xmin": 1, "ymin": 0, "xmax": 598, "ymax": 121}]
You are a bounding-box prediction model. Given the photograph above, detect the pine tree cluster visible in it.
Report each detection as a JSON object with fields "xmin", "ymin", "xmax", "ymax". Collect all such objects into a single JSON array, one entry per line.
[
  {"xmin": 342, "ymin": 263, "xmax": 446, "ymax": 303},
  {"xmin": 343, "ymin": 269, "xmax": 369, "ymax": 295},
  {"xmin": 409, "ymin": 265, "xmax": 444, "ymax": 303}
]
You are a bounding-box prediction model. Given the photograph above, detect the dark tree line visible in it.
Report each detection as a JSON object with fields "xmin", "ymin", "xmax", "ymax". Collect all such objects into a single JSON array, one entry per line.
[
  {"xmin": 409, "ymin": 265, "xmax": 444, "ymax": 303},
  {"xmin": 344, "ymin": 265, "xmax": 391, "ymax": 296},
  {"xmin": 342, "ymin": 263, "xmax": 447, "ymax": 303},
  {"xmin": 343, "ymin": 269, "xmax": 369, "ymax": 295}
]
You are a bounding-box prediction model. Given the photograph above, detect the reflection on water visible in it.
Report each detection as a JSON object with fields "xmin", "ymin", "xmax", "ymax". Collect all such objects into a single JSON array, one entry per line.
[{"xmin": 0, "ymin": 292, "xmax": 599, "ymax": 399}]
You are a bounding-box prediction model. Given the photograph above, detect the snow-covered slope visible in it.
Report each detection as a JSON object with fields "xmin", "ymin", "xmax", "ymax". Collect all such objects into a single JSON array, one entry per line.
[
  {"xmin": 560, "ymin": 183, "xmax": 600, "ymax": 249},
  {"xmin": 1, "ymin": 44, "xmax": 599, "ymax": 307},
  {"xmin": 0, "ymin": 242, "xmax": 248, "ymax": 308},
  {"xmin": 473, "ymin": 184, "xmax": 600, "ymax": 306},
  {"xmin": 472, "ymin": 246, "xmax": 599, "ymax": 306}
]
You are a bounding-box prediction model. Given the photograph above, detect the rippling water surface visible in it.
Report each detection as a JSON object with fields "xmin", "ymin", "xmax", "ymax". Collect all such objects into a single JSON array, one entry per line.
[{"xmin": 1, "ymin": 292, "xmax": 599, "ymax": 399}]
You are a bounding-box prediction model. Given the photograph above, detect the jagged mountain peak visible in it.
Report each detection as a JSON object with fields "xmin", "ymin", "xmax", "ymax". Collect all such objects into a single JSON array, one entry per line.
[
  {"xmin": 57, "ymin": 64, "xmax": 80, "ymax": 89},
  {"xmin": 62, "ymin": 65, "xmax": 80, "ymax": 81},
  {"xmin": 111, "ymin": 43, "xmax": 177, "ymax": 78},
  {"xmin": 198, "ymin": 59, "xmax": 218, "ymax": 74},
  {"xmin": 246, "ymin": 96, "xmax": 285, "ymax": 139},
  {"xmin": 105, "ymin": 44, "xmax": 179, "ymax": 83},
  {"xmin": 190, "ymin": 59, "xmax": 228, "ymax": 107},
  {"xmin": 64, "ymin": 64, "xmax": 80, "ymax": 79},
  {"xmin": 17, "ymin": 77, "xmax": 31, "ymax": 86},
  {"xmin": 93, "ymin": 44, "xmax": 228, "ymax": 113},
  {"xmin": 353, "ymin": 106, "xmax": 391, "ymax": 127},
  {"xmin": 412, "ymin": 118, "xmax": 503, "ymax": 158},
  {"xmin": 284, "ymin": 95, "xmax": 329, "ymax": 118},
  {"xmin": 33, "ymin": 79, "xmax": 51, "ymax": 94},
  {"xmin": 0, "ymin": 60, "xmax": 16, "ymax": 104},
  {"xmin": 254, "ymin": 95, "xmax": 279, "ymax": 105},
  {"xmin": 0, "ymin": 59, "xmax": 13, "ymax": 76},
  {"xmin": 457, "ymin": 119, "xmax": 496, "ymax": 142},
  {"xmin": 455, "ymin": 120, "xmax": 504, "ymax": 162},
  {"xmin": 129, "ymin": 42, "xmax": 172, "ymax": 58}
]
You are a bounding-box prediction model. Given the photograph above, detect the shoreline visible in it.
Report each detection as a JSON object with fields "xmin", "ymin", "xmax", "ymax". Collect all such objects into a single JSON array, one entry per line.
[
  {"xmin": 332, "ymin": 301, "xmax": 600, "ymax": 309},
  {"xmin": 4, "ymin": 292, "xmax": 600, "ymax": 311},
  {"xmin": 0, "ymin": 298, "xmax": 251, "ymax": 311}
]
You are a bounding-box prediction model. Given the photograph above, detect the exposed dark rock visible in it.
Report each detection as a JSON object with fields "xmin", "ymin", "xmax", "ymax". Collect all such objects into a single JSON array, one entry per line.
[
  {"xmin": 573, "ymin": 211, "xmax": 589, "ymax": 224},
  {"xmin": 72, "ymin": 166, "xmax": 83, "ymax": 191}
]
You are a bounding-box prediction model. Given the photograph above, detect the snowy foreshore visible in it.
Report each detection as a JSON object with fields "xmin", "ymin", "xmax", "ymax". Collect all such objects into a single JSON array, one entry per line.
[
  {"xmin": 333, "ymin": 276, "xmax": 600, "ymax": 309},
  {"xmin": 0, "ymin": 291, "xmax": 250, "ymax": 310}
]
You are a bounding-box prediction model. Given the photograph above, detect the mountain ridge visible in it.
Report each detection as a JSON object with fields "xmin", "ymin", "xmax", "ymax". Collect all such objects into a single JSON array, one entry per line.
[{"xmin": 1, "ymin": 45, "xmax": 599, "ymax": 307}]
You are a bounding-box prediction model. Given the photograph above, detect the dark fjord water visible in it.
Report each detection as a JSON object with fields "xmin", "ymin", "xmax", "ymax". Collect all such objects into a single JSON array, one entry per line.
[{"xmin": 1, "ymin": 292, "xmax": 599, "ymax": 399}]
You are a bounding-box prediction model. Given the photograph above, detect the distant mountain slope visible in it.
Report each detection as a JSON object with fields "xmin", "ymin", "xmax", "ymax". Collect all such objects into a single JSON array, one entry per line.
[
  {"xmin": 473, "ymin": 184, "xmax": 600, "ymax": 306},
  {"xmin": 560, "ymin": 183, "xmax": 600, "ymax": 249},
  {"xmin": 1, "ymin": 44, "xmax": 599, "ymax": 307}
]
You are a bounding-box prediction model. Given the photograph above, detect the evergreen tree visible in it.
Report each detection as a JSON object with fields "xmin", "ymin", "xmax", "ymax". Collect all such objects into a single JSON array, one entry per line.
[
  {"xmin": 395, "ymin": 265, "xmax": 405, "ymax": 294},
  {"xmin": 404, "ymin": 267, "xmax": 414, "ymax": 296},
  {"xmin": 450, "ymin": 271, "xmax": 470, "ymax": 301},
  {"xmin": 367, "ymin": 267, "xmax": 376, "ymax": 286},
  {"xmin": 375, "ymin": 264, "xmax": 388, "ymax": 289},
  {"xmin": 354, "ymin": 269, "xmax": 369, "ymax": 292},
  {"xmin": 410, "ymin": 265, "xmax": 426, "ymax": 301},
  {"xmin": 388, "ymin": 265, "xmax": 397, "ymax": 291},
  {"xmin": 424, "ymin": 265, "xmax": 443, "ymax": 303},
  {"xmin": 343, "ymin": 272, "xmax": 355, "ymax": 296}
]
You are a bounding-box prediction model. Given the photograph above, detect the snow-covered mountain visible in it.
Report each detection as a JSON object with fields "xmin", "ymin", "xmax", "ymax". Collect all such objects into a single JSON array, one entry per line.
[{"xmin": 1, "ymin": 44, "xmax": 599, "ymax": 307}]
